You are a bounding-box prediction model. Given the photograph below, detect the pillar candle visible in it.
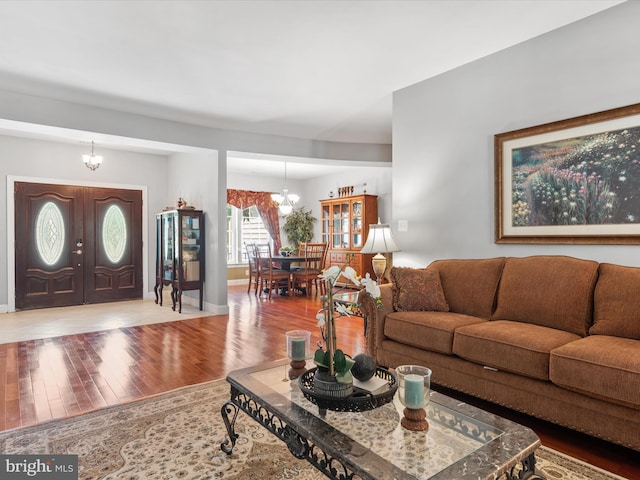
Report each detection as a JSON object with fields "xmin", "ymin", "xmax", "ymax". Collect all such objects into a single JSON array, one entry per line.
[
  {"xmin": 404, "ymin": 374, "xmax": 425, "ymax": 408},
  {"xmin": 290, "ymin": 337, "xmax": 306, "ymax": 360}
]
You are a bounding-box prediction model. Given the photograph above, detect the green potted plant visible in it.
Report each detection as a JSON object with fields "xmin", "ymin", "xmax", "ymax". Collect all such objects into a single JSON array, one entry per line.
[{"xmin": 282, "ymin": 207, "xmax": 316, "ymax": 251}]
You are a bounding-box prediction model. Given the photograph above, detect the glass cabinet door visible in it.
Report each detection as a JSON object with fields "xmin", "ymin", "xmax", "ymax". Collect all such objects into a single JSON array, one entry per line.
[
  {"xmin": 340, "ymin": 202, "xmax": 349, "ymax": 248},
  {"xmin": 351, "ymin": 200, "xmax": 363, "ymax": 248},
  {"xmin": 162, "ymin": 214, "xmax": 175, "ymax": 281},
  {"xmin": 321, "ymin": 204, "xmax": 330, "ymax": 245},
  {"xmin": 332, "ymin": 203, "xmax": 342, "ymax": 248},
  {"xmin": 180, "ymin": 213, "xmax": 201, "ymax": 282}
]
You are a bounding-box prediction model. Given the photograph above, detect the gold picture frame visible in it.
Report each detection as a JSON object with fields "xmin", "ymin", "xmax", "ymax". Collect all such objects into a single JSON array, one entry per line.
[{"xmin": 495, "ymin": 103, "xmax": 640, "ymax": 244}]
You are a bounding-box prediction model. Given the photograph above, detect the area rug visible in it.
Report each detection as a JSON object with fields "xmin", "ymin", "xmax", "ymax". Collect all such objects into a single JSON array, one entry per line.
[{"xmin": 0, "ymin": 379, "xmax": 627, "ymax": 480}]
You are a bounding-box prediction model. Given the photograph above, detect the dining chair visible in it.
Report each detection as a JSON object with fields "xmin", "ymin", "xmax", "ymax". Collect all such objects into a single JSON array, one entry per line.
[
  {"xmin": 288, "ymin": 244, "xmax": 304, "ymax": 273},
  {"xmin": 292, "ymin": 242, "xmax": 327, "ymax": 296},
  {"xmin": 245, "ymin": 243, "xmax": 260, "ymax": 295},
  {"xmin": 255, "ymin": 243, "xmax": 292, "ymax": 299}
]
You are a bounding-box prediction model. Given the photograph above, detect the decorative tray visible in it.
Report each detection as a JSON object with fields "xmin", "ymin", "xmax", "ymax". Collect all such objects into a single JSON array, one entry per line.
[{"xmin": 298, "ymin": 367, "xmax": 398, "ymax": 412}]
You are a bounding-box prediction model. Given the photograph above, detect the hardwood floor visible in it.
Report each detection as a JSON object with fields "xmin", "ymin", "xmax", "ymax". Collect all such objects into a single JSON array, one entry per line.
[{"xmin": 1, "ymin": 285, "xmax": 638, "ymax": 477}]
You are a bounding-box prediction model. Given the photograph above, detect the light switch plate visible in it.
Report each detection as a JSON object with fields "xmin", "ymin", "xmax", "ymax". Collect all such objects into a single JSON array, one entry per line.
[{"xmin": 398, "ymin": 219, "xmax": 408, "ymax": 232}]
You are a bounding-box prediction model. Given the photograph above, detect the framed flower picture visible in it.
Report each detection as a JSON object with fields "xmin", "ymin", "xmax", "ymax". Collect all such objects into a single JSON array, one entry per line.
[{"xmin": 495, "ymin": 103, "xmax": 640, "ymax": 244}]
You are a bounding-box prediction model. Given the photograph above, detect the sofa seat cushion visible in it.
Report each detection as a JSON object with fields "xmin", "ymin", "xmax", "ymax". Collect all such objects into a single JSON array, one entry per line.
[
  {"xmin": 492, "ymin": 256, "xmax": 599, "ymax": 336},
  {"xmin": 384, "ymin": 311, "xmax": 486, "ymax": 355},
  {"xmin": 427, "ymin": 257, "xmax": 505, "ymax": 319},
  {"xmin": 453, "ymin": 320, "xmax": 581, "ymax": 381},
  {"xmin": 550, "ymin": 336, "xmax": 640, "ymax": 409},
  {"xmin": 591, "ymin": 263, "xmax": 640, "ymax": 340}
]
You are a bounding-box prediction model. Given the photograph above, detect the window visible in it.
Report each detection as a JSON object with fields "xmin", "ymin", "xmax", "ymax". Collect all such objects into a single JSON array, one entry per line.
[{"xmin": 227, "ymin": 204, "xmax": 270, "ymax": 264}]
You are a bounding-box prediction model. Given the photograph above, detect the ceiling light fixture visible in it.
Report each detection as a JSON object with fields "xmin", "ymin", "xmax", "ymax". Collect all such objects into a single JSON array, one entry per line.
[
  {"xmin": 271, "ymin": 160, "xmax": 299, "ymax": 215},
  {"xmin": 83, "ymin": 141, "xmax": 103, "ymax": 171}
]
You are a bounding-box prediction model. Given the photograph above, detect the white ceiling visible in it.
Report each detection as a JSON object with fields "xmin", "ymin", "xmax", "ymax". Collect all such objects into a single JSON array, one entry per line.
[{"xmin": 0, "ymin": 0, "xmax": 625, "ymax": 177}]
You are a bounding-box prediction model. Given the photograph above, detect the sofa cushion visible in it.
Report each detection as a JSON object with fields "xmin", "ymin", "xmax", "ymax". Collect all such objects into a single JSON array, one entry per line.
[
  {"xmin": 591, "ymin": 263, "xmax": 640, "ymax": 340},
  {"xmin": 492, "ymin": 256, "xmax": 599, "ymax": 336},
  {"xmin": 550, "ymin": 336, "xmax": 640, "ymax": 409},
  {"xmin": 391, "ymin": 267, "xmax": 449, "ymax": 312},
  {"xmin": 453, "ymin": 320, "xmax": 580, "ymax": 381},
  {"xmin": 427, "ymin": 257, "xmax": 505, "ymax": 319},
  {"xmin": 384, "ymin": 311, "xmax": 486, "ymax": 355}
]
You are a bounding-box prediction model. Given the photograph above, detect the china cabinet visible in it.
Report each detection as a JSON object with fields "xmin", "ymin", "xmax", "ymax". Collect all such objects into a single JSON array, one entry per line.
[
  {"xmin": 154, "ymin": 209, "xmax": 204, "ymax": 312},
  {"xmin": 320, "ymin": 194, "xmax": 377, "ymax": 284}
]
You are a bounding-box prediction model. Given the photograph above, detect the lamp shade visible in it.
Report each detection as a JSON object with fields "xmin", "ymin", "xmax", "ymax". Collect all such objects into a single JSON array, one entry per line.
[{"xmin": 360, "ymin": 222, "xmax": 400, "ymax": 254}]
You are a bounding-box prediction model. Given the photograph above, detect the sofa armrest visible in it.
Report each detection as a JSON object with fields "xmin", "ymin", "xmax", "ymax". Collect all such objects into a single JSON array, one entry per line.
[{"xmin": 358, "ymin": 284, "xmax": 394, "ymax": 360}]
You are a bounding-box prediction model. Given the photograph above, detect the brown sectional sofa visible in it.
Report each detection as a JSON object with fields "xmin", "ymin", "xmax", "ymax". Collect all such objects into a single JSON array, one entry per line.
[{"xmin": 358, "ymin": 255, "xmax": 640, "ymax": 451}]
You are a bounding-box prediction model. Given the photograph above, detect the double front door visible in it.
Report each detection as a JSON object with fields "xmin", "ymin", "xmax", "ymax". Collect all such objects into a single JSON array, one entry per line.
[{"xmin": 15, "ymin": 182, "xmax": 143, "ymax": 310}]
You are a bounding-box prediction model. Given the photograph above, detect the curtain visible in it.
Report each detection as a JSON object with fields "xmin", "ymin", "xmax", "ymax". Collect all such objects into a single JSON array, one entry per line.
[{"xmin": 227, "ymin": 189, "xmax": 282, "ymax": 251}]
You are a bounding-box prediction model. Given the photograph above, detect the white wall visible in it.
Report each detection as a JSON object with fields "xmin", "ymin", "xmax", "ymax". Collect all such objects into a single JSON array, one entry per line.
[
  {"xmin": 227, "ymin": 172, "xmax": 294, "ymax": 193},
  {"xmin": 393, "ymin": 2, "xmax": 640, "ymax": 268}
]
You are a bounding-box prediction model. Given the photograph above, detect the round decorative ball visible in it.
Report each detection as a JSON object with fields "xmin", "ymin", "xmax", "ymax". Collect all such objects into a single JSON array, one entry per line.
[{"xmin": 351, "ymin": 353, "xmax": 376, "ymax": 381}]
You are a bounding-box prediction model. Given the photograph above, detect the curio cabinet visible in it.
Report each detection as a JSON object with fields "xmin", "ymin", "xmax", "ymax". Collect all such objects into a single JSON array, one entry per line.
[
  {"xmin": 154, "ymin": 209, "xmax": 204, "ymax": 312},
  {"xmin": 320, "ymin": 194, "xmax": 377, "ymax": 285}
]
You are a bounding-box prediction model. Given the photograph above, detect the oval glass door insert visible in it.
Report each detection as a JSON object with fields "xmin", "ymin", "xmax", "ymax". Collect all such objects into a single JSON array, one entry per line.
[
  {"xmin": 36, "ymin": 201, "xmax": 65, "ymax": 266},
  {"xmin": 103, "ymin": 205, "xmax": 127, "ymax": 263}
]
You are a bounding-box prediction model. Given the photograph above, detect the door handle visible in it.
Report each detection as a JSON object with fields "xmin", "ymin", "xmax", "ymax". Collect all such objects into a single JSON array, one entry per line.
[{"xmin": 74, "ymin": 249, "xmax": 83, "ymax": 255}]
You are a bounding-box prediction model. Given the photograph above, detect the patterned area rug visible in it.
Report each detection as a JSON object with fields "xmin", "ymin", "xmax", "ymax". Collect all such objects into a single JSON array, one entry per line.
[{"xmin": 0, "ymin": 379, "xmax": 628, "ymax": 480}]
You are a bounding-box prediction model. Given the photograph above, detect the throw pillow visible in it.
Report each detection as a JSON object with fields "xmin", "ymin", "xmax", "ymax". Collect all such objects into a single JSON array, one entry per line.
[
  {"xmin": 391, "ymin": 267, "xmax": 449, "ymax": 312},
  {"xmin": 492, "ymin": 256, "xmax": 598, "ymax": 336},
  {"xmin": 591, "ymin": 263, "xmax": 640, "ymax": 340}
]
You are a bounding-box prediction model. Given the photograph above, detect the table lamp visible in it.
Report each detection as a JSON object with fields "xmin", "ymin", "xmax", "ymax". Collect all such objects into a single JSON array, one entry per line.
[{"xmin": 360, "ymin": 219, "xmax": 400, "ymax": 283}]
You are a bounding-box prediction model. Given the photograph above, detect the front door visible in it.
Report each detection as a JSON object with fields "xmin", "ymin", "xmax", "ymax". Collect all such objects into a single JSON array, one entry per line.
[{"xmin": 15, "ymin": 182, "xmax": 143, "ymax": 310}]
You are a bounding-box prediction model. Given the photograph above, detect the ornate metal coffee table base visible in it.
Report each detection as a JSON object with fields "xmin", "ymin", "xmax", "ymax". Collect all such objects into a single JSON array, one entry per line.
[
  {"xmin": 221, "ymin": 386, "xmax": 359, "ymax": 479},
  {"xmin": 502, "ymin": 454, "xmax": 546, "ymax": 480},
  {"xmin": 220, "ymin": 383, "xmax": 546, "ymax": 480}
]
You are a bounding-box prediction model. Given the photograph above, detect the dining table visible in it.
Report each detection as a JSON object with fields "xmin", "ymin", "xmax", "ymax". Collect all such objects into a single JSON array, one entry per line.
[
  {"xmin": 270, "ymin": 254, "xmax": 322, "ymax": 295},
  {"xmin": 270, "ymin": 255, "xmax": 307, "ymax": 271}
]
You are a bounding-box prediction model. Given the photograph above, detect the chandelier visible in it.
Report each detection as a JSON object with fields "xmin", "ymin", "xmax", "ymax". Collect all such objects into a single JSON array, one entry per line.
[
  {"xmin": 271, "ymin": 160, "xmax": 299, "ymax": 215},
  {"xmin": 83, "ymin": 141, "xmax": 103, "ymax": 171}
]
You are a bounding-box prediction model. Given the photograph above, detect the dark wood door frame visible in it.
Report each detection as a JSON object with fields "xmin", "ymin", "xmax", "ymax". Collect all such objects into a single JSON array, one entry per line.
[{"xmin": 7, "ymin": 176, "xmax": 149, "ymax": 312}]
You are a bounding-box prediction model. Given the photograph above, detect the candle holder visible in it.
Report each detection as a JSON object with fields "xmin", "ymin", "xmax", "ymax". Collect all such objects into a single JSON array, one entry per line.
[
  {"xmin": 286, "ymin": 330, "xmax": 311, "ymax": 379},
  {"xmin": 396, "ymin": 365, "xmax": 432, "ymax": 431}
]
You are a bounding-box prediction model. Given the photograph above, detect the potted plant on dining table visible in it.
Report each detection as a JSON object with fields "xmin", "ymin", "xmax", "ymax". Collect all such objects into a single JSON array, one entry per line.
[{"xmin": 278, "ymin": 246, "xmax": 296, "ymax": 257}]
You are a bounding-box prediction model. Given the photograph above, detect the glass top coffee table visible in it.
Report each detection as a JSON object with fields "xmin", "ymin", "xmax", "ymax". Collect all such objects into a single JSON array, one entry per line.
[
  {"xmin": 332, "ymin": 290, "xmax": 363, "ymax": 317},
  {"xmin": 221, "ymin": 360, "xmax": 545, "ymax": 480}
]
